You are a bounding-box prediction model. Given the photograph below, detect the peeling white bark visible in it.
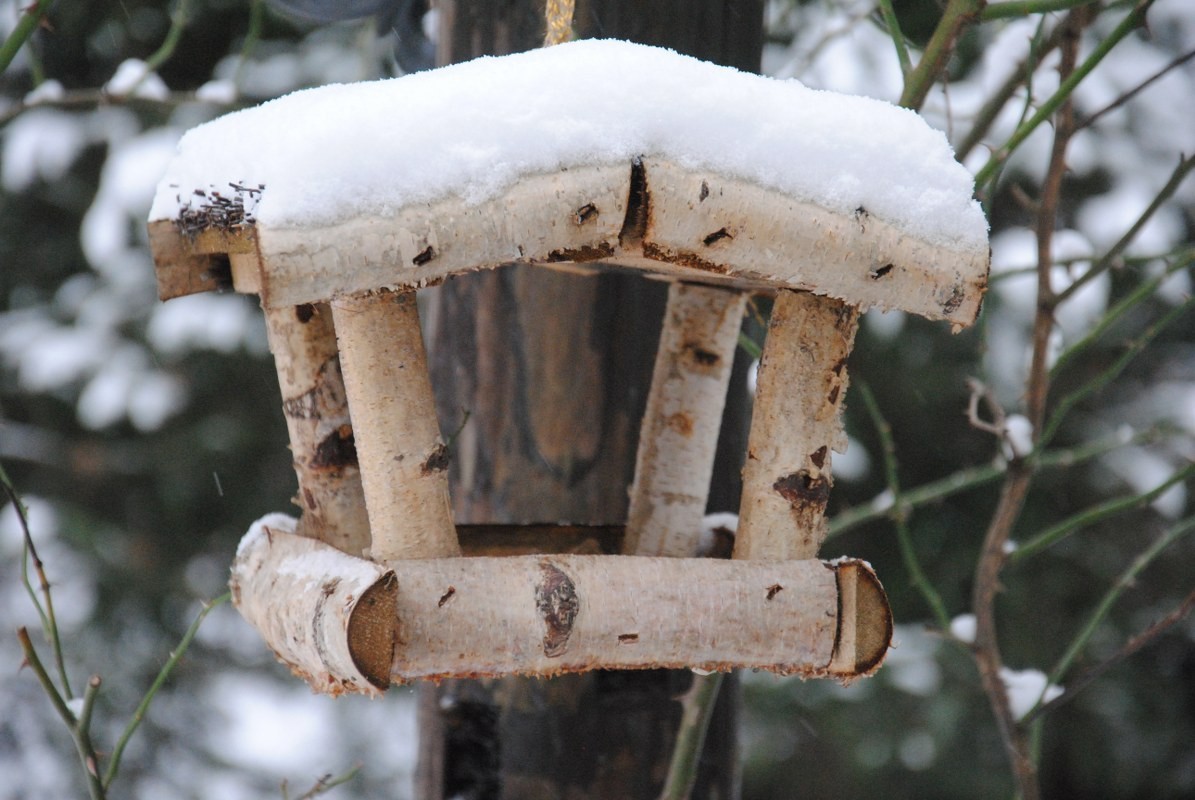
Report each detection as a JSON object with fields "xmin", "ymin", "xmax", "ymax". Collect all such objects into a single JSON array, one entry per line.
[
  {"xmin": 624, "ymin": 283, "xmax": 746, "ymax": 557},
  {"xmin": 230, "ymin": 516, "xmax": 890, "ymax": 686},
  {"xmin": 330, "ymin": 289, "xmax": 459, "ymax": 561},
  {"xmin": 734, "ymin": 290, "xmax": 859, "ymax": 561},
  {"xmin": 387, "ymin": 552, "xmax": 839, "ymax": 681},
  {"xmin": 252, "ymin": 164, "xmax": 629, "ymax": 309},
  {"xmin": 230, "ymin": 514, "xmax": 396, "ymax": 696},
  {"xmin": 263, "ymin": 303, "xmax": 371, "ymax": 555}
]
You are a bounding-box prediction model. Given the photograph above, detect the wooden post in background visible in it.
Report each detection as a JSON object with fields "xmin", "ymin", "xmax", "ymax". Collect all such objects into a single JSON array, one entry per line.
[{"xmin": 419, "ymin": 2, "xmax": 764, "ymax": 798}]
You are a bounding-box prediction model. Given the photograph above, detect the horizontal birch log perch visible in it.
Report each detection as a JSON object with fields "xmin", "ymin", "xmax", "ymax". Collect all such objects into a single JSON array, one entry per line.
[{"xmin": 230, "ymin": 515, "xmax": 892, "ymax": 694}]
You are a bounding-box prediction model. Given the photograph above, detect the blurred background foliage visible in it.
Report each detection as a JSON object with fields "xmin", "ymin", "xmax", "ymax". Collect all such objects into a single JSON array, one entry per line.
[{"xmin": 1, "ymin": 0, "xmax": 1193, "ymax": 798}]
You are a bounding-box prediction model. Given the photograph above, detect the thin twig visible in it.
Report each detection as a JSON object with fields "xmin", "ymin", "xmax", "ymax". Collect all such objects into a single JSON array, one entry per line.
[
  {"xmin": 17, "ymin": 629, "xmax": 105, "ymax": 800},
  {"xmin": 1053, "ymin": 155, "xmax": 1195, "ymax": 307},
  {"xmin": 1047, "ymin": 515, "xmax": 1195, "ymax": 689},
  {"xmin": 828, "ymin": 427, "xmax": 1163, "ymax": 538},
  {"xmin": 859, "ymin": 382, "xmax": 950, "ymax": 629},
  {"xmin": 875, "ymin": 0, "xmax": 912, "ymax": 78},
  {"xmin": 974, "ymin": 0, "xmax": 1157, "ymax": 191},
  {"xmin": 1011, "ymin": 464, "xmax": 1195, "ymax": 561},
  {"xmin": 142, "ymin": 0, "xmax": 192, "ymax": 75},
  {"xmin": 966, "ymin": 378, "xmax": 1007, "ymax": 438},
  {"xmin": 102, "ymin": 592, "xmax": 232, "ymax": 788},
  {"xmin": 899, "ymin": 0, "xmax": 986, "ymax": 111},
  {"xmin": 1024, "ymin": 584, "xmax": 1195, "ymax": 724},
  {"xmin": 971, "ymin": 10, "xmax": 1086, "ymax": 797},
  {"xmin": 0, "ymin": 0, "xmax": 55, "ymax": 74},
  {"xmin": 956, "ymin": 17, "xmax": 1066, "ymax": 161},
  {"xmin": 657, "ymin": 672, "xmax": 725, "ymax": 800},
  {"xmin": 235, "ymin": 0, "xmax": 266, "ymax": 91},
  {"xmin": 292, "ymin": 763, "xmax": 364, "ymax": 799},
  {"xmin": 1040, "ymin": 296, "xmax": 1194, "ymax": 448},
  {"xmin": 972, "ymin": 473, "xmax": 1040, "ymax": 798},
  {"xmin": 16, "ymin": 628, "xmax": 76, "ymax": 729},
  {"xmin": 982, "ymin": 0, "xmax": 1099, "ymax": 21},
  {"xmin": 1079, "ymin": 46, "xmax": 1195, "ymax": 131},
  {"xmin": 1051, "ymin": 254, "xmax": 1194, "ymax": 378},
  {"xmin": 2, "ymin": 462, "xmax": 73, "ymax": 699},
  {"xmin": 988, "ymin": 244, "xmax": 1195, "ymax": 284},
  {"xmin": 77, "ymin": 676, "xmax": 104, "ymax": 790}
]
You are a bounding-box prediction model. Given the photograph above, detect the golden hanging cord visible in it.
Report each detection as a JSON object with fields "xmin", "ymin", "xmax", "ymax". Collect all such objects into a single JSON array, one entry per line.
[{"xmin": 543, "ymin": 0, "xmax": 575, "ymax": 46}]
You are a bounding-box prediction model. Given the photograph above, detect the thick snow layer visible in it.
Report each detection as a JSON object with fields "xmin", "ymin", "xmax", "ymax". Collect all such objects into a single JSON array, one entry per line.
[{"xmin": 150, "ymin": 39, "xmax": 987, "ymax": 251}]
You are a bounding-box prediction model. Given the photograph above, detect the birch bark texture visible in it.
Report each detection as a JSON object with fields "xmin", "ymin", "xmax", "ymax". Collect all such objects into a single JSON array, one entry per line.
[
  {"xmin": 734, "ymin": 290, "xmax": 859, "ymax": 561},
  {"xmin": 624, "ymin": 283, "xmax": 746, "ymax": 557},
  {"xmin": 330, "ymin": 289, "xmax": 460, "ymax": 561},
  {"xmin": 229, "ymin": 514, "xmax": 397, "ymax": 696},
  {"xmin": 229, "ymin": 515, "xmax": 894, "ymax": 685},
  {"xmin": 263, "ymin": 302, "xmax": 371, "ymax": 556}
]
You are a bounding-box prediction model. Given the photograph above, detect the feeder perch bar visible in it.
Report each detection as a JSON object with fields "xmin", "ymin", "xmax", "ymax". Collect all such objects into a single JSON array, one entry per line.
[{"xmin": 148, "ymin": 40, "xmax": 989, "ymax": 694}]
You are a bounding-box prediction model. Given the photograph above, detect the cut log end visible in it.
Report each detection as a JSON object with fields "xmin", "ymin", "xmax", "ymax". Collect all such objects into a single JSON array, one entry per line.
[
  {"xmin": 149, "ymin": 218, "xmax": 255, "ymax": 300},
  {"xmin": 347, "ymin": 572, "xmax": 399, "ymax": 690},
  {"xmin": 829, "ymin": 560, "xmax": 893, "ymax": 682},
  {"xmin": 230, "ymin": 514, "xmax": 397, "ymax": 697}
]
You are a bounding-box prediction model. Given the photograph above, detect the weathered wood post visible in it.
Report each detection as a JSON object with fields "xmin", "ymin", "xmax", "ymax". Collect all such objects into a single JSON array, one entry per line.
[{"xmin": 425, "ymin": 7, "xmax": 766, "ymax": 796}]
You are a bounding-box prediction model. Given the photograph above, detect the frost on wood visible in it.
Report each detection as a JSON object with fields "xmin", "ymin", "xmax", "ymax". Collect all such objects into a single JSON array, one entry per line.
[
  {"xmin": 230, "ymin": 517, "xmax": 892, "ymax": 688},
  {"xmin": 230, "ymin": 514, "xmax": 396, "ymax": 696}
]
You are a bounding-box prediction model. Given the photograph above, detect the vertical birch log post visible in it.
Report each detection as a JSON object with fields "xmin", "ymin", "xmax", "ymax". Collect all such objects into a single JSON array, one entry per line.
[
  {"xmin": 263, "ymin": 303, "xmax": 371, "ymax": 556},
  {"xmin": 733, "ymin": 289, "xmax": 859, "ymax": 561},
  {"xmin": 331, "ymin": 288, "xmax": 460, "ymax": 561},
  {"xmin": 624, "ymin": 283, "xmax": 746, "ymax": 557}
]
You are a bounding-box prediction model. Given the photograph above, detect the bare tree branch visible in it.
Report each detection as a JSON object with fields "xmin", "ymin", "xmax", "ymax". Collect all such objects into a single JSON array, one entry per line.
[
  {"xmin": 970, "ymin": 10, "xmax": 1087, "ymax": 798},
  {"xmin": 1024, "ymin": 586, "xmax": 1195, "ymax": 724}
]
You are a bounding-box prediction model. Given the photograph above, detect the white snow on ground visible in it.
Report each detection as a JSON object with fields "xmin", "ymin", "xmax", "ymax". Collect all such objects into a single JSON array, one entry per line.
[{"xmin": 150, "ymin": 39, "xmax": 987, "ymax": 252}]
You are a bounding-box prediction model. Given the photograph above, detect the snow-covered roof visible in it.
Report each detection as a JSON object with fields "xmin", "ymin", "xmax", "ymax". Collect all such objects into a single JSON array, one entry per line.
[
  {"xmin": 151, "ymin": 39, "xmax": 987, "ymax": 248},
  {"xmin": 148, "ymin": 39, "xmax": 989, "ymax": 324}
]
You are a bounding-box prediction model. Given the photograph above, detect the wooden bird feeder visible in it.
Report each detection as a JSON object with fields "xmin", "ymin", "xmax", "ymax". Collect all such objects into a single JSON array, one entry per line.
[{"xmin": 148, "ymin": 41, "xmax": 989, "ymax": 696}]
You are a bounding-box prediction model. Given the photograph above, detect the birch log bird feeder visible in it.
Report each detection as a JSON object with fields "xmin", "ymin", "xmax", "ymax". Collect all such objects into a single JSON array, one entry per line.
[{"xmin": 148, "ymin": 40, "xmax": 989, "ymax": 696}]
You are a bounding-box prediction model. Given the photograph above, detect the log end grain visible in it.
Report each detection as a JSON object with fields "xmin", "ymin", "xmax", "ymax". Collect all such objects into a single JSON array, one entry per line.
[
  {"xmin": 829, "ymin": 559, "xmax": 893, "ymax": 682},
  {"xmin": 347, "ymin": 571, "xmax": 399, "ymax": 690}
]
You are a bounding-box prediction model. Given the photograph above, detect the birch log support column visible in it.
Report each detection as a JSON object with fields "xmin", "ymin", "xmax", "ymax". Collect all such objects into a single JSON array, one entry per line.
[
  {"xmin": 734, "ymin": 290, "xmax": 859, "ymax": 561},
  {"xmin": 330, "ymin": 289, "xmax": 460, "ymax": 561},
  {"xmin": 624, "ymin": 283, "xmax": 746, "ymax": 557},
  {"xmin": 263, "ymin": 303, "xmax": 371, "ymax": 556}
]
